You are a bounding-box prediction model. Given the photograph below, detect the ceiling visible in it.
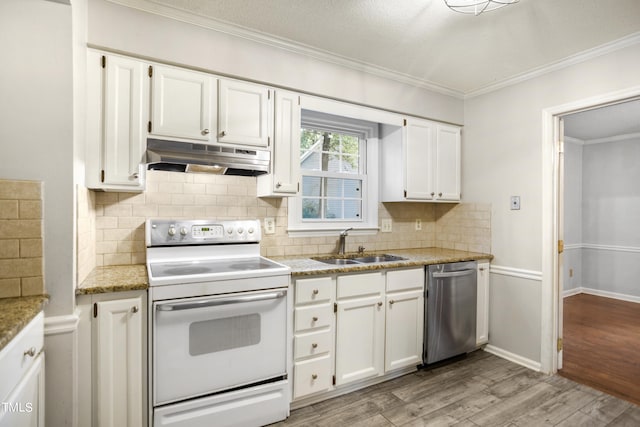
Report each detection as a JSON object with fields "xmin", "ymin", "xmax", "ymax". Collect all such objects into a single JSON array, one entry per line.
[
  {"xmin": 121, "ymin": 0, "xmax": 640, "ymax": 96},
  {"xmin": 563, "ymin": 99, "xmax": 640, "ymax": 141}
]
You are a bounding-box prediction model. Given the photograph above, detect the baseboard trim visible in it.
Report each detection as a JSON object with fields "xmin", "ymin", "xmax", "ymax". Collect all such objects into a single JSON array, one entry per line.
[
  {"xmin": 484, "ymin": 345, "xmax": 542, "ymax": 372},
  {"xmin": 562, "ymin": 287, "xmax": 640, "ymax": 304},
  {"xmin": 44, "ymin": 310, "xmax": 80, "ymax": 336},
  {"xmin": 490, "ymin": 265, "xmax": 542, "ymax": 281}
]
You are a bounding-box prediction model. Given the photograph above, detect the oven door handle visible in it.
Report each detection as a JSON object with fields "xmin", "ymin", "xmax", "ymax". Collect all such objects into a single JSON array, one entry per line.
[{"xmin": 156, "ymin": 290, "xmax": 287, "ymax": 312}]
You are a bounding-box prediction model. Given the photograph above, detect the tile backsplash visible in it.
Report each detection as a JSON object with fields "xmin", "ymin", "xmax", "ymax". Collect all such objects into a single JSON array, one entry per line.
[
  {"xmin": 86, "ymin": 170, "xmax": 490, "ymax": 270},
  {"xmin": 0, "ymin": 179, "xmax": 44, "ymax": 298}
]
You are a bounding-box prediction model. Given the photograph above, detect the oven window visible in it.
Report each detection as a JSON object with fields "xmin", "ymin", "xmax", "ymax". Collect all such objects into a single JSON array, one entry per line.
[{"xmin": 189, "ymin": 314, "xmax": 261, "ymax": 356}]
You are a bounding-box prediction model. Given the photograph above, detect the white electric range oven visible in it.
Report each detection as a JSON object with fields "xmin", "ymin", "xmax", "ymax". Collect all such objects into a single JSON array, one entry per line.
[{"xmin": 146, "ymin": 219, "xmax": 291, "ymax": 427}]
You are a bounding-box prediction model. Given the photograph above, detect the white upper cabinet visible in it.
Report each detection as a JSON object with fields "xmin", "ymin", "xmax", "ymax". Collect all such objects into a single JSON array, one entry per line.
[
  {"xmin": 150, "ymin": 65, "xmax": 214, "ymax": 141},
  {"xmin": 86, "ymin": 51, "xmax": 147, "ymax": 191},
  {"xmin": 257, "ymin": 90, "xmax": 300, "ymax": 197},
  {"xmin": 218, "ymin": 79, "xmax": 272, "ymax": 147},
  {"xmin": 380, "ymin": 118, "xmax": 461, "ymax": 203}
]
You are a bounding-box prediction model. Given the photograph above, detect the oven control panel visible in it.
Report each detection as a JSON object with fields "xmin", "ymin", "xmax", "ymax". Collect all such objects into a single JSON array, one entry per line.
[{"xmin": 146, "ymin": 219, "xmax": 261, "ymax": 246}]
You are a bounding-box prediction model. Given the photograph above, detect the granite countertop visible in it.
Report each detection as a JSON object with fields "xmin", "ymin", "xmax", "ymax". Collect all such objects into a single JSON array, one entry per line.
[
  {"xmin": 273, "ymin": 247, "xmax": 493, "ymax": 276},
  {"xmin": 77, "ymin": 265, "xmax": 149, "ymax": 295},
  {"xmin": 0, "ymin": 295, "xmax": 48, "ymax": 352}
]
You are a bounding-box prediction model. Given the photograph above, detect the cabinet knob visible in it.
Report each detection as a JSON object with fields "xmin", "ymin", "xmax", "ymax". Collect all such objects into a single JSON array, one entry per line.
[
  {"xmin": 389, "ymin": 300, "xmax": 395, "ymax": 305},
  {"xmin": 312, "ymin": 289, "xmax": 319, "ymax": 295},
  {"xmin": 479, "ymin": 267, "xmax": 485, "ymax": 271},
  {"xmin": 130, "ymin": 172, "xmax": 139, "ymax": 179},
  {"xmin": 430, "ymin": 192, "xmax": 435, "ymax": 197},
  {"xmin": 24, "ymin": 347, "xmax": 36, "ymax": 358},
  {"xmin": 312, "ymin": 316, "xmax": 318, "ymax": 322},
  {"xmin": 132, "ymin": 306, "xmax": 139, "ymax": 314},
  {"xmin": 438, "ymin": 192, "xmax": 443, "ymax": 197},
  {"xmin": 201, "ymin": 129, "xmax": 210, "ymax": 135},
  {"xmin": 220, "ymin": 130, "xmax": 226, "ymax": 137},
  {"xmin": 275, "ymin": 182, "xmax": 282, "ymax": 188},
  {"xmin": 312, "ymin": 343, "xmax": 318, "ymax": 349},
  {"xmin": 311, "ymin": 374, "xmax": 318, "ymax": 380},
  {"xmin": 377, "ymin": 302, "xmax": 383, "ymax": 307}
]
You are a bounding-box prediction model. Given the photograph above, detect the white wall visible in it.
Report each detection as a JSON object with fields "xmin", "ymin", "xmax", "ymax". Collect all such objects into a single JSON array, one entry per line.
[
  {"xmin": 463, "ymin": 42, "xmax": 640, "ymax": 366},
  {"xmin": 86, "ymin": 0, "xmax": 463, "ymax": 125},
  {"xmin": 0, "ymin": 1, "xmax": 77, "ymax": 426}
]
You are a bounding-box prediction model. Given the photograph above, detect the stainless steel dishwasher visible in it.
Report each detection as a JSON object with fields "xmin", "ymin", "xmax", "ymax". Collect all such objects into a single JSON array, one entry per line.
[{"xmin": 424, "ymin": 261, "xmax": 477, "ymax": 365}]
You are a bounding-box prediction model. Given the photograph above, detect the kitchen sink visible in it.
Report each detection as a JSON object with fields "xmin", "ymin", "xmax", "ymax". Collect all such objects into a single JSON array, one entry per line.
[{"xmin": 314, "ymin": 254, "xmax": 407, "ymax": 265}]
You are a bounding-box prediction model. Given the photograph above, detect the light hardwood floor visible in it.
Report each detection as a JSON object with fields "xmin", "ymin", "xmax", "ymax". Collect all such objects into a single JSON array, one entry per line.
[
  {"xmin": 274, "ymin": 351, "xmax": 640, "ymax": 426},
  {"xmin": 560, "ymin": 293, "xmax": 640, "ymax": 406}
]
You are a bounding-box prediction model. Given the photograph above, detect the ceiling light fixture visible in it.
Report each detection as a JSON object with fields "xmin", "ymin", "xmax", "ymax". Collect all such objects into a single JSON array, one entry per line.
[{"xmin": 444, "ymin": 0, "xmax": 519, "ymax": 16}]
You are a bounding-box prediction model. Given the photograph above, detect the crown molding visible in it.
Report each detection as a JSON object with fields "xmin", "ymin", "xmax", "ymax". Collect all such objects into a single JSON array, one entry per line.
[
  {"xmin": 563, "ymin": 136, "xmax": 584, "ymax": 145},
  {"xmin": 106, "ymin": 0, "xmax": 465, "ymax": 99},
  {"xmin": 583, "ymin": 131, "xmax": 640, "ymax": 145},
  {"xmin": 465, "ymin": 32, "xmax": 640, "ymax": 99}
]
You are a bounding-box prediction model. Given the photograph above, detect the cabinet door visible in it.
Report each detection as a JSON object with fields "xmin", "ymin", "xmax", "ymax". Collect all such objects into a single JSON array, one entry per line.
[
  {"xmin": 385, "ymin": 289, "xmax": 424, "ymax": 372},
  {"xmin": 258, "ymin": 90, "xmax": 300, "ymax": 196},
  {"xmin": 335, "ymin": 295, "xmax": 385, "ymax": 385},
  {"xmin": 476, "ymin": 262, "xmax": 490, "ymax": 346},
  {"xmin": 404, "ymin": 119, "xmax": 435, "ymax": 200},
  {"xmin": 102, "ymin": 55, "xmax": 147, "ymax": 188},
  {"xmin": 218, "ymin": 79, "xmax": 271, "ymax": 147},
  {"xmin": 435, "ymin": 124, "xmax": 461, "ymax": 201},
  {"xmin": 0, "ymin": 353, "xmax": 44, "ymax": 427},
  {"xmin": 95, "ymin": 297, "xmax": 143, "ymax": 427},
  {"xmin": 150, "ymin": 65, "xmax": 213, "ymax": 141}
]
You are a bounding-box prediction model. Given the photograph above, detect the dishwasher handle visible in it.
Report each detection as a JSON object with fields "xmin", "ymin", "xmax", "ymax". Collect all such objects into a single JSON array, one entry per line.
[
  {"xmin": 431, "ymin": 269, "xmax": 475, "ymax": 279},
  {"xmin": 156, "ymin": 290, "xmax": 286, "ymax": 312}
]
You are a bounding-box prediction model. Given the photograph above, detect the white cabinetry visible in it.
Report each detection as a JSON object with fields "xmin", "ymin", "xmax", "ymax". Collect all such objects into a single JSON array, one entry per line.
[
  {"xmin": 86, "ymin": 51, "xmax": 147, "ymax": 191},
  {"xmin": 0, "ymin": 313, "xmax": 44, "ymax": 427},
  {"xmin": 385, "ymin": 268, "xmax": 424, "ymax": 372},
  {"xmin": 77, "ymin": 291, "xmax": 146, "ymax": 427},
  {"xmin": 150, "ymin": 65, "xmax": 214, "ymax": 141},
  {"xmin": 218, "ymin": 79, "xmax": 272, "ymax": 147},
  {"xmin": 380, "ymin": 118, "xmax": 461, "ymax": 202},
  {"xmin": 476, "ymin": 262, "xmax": 490, "ymax": 346},
  {"xmin": 335, "ymin": 272, "xmax": 385, "ymax": 386},
  {"xmin": 257, "ymin": 90, "xmax": 300, "ymax": 197},
  {"xmin": 293, "ymin": 276, "xmax": 335, "ymax": 400}
]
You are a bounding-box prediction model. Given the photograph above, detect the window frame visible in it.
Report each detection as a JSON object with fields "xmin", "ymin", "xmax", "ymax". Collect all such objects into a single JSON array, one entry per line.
[{"xmin": 288, "ymin": 111, "xmax": 379, "ymax": 236}]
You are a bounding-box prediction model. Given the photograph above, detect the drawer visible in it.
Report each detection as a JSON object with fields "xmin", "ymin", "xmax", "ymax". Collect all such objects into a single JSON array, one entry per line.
[
  {"xmin": 294, "ymin": 304, "xmax": 332, "ymax": 332},
  {"xmin": 0, "ymin": 312, "xmax": 44, "ymax": 403},
  {"xmin": 386, "ymin": 268, "xmax": 425, "ymax": 293},
  {"xmin": 295, "ymin": 276, "xmax": 332, "ymax": 305},
  {"xmin": 294, "ymin": 329, "xmax": 332, "ymax": 359},
  {"xmin": 293, "ymin": 355, "xmax": 332, "ymax": 399},
  {"xmin": 337, "ymin": 272, "xmax": 384, "ymax": 300}
]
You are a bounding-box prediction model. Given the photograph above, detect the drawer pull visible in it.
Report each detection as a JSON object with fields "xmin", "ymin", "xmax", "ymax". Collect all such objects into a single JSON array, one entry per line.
[
  {"xmin": 389, "ymin": 300, "xmax": 395, "ymax": 305},
  {"xmin": 311, "ymin": 374, "xmax": 318, "ymax": 380},
  {"xmin": 132, "ymin": 306, "xmax": 139, "ymax": 314},
  {"xmin": 377, "ymin": 302, "xmax": 383, "ymax": 307},
  {"xmin": 312, "ymin": 316, "xmax": 318, "ymax": 322},
  {"xmin": 24, "ymin": 347, "xmax": 36, "ymax": 358},
  {"xmin": 312, "ymin": 289, "xmax": 319, "ymax": 295},
  {"xmin": 311, "ymin": 343, "xmax": 318, "ymax": 349}
]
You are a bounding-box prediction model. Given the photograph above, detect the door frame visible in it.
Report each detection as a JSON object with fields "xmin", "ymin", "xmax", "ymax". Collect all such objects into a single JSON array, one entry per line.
[{"xmin": 540, "ymin": 85, "xmax": 640, "ymax": 374}]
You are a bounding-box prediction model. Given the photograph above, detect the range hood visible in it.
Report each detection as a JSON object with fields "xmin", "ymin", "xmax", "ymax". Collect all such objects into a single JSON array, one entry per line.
[{"xmin": 145, "ymin": 138, "xmax": 270, "ymax": 176}]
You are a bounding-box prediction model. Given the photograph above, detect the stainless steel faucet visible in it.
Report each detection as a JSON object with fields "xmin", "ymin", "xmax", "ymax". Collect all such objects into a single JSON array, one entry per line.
[{"xmin": 338, "ymin": 227, "xmax": 353, "ymax": 255}]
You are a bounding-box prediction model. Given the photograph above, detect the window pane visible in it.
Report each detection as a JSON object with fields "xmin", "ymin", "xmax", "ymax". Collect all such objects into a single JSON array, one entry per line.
[
  {"xmin": 324, "ymin": 178, "xmax": 342, "ymax": 198},
  {"xmin": 302, "ymin": 199, "xmax": 321, "ymax": 219},
  {"xmin": 341, "ymin": 135, "xmax": 359, "ymax": 155},
  {"xmin": 300, "ymin": 151, "xmax": 321, "ymax": 171},
  {"xmin": 344, "ymin": 200, "xmax": 361, "ymax": 219},
  {"xmin": 322, "ymin": 153, "xmax": 341, "ymax": 173},
  {"xmin": 302, "ymin": 176, "xmax": 321, "ymax": 197},
  {"xmin": 341, "ymin": 155, "xmax": 359, "ymax": 174},
  {"xmin": 324, "ymin": 199, "xmax": 342, "ymax": 219},
  {"xmin": 301, "ymin": 129, "xmax": 323, "ymax": 151},
  {"xmin": 343, "ymin": 179, "xmax": 362, "ymax": 198}
]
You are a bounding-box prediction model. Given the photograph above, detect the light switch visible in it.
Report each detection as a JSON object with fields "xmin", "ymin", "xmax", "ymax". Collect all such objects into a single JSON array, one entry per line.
[{"xmin": 510, "ymin": 196, "xmax": 520, "ymax": 210}]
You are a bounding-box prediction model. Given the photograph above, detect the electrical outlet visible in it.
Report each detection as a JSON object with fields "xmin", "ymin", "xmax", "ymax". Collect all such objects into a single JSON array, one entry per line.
[
  {"xmin": 510, "ymin": 196, "xmax": 521, "ymax": 210},
  {"xmin": 415, "ymin": 219, "xmax": 422, "ymax": 231},
  {"xmin": 569, "ymin": 268, "xmax": 573, "ymax": 278},
  {"xmin": 381, "ymin": 219, "xmax": 392, "ymax": 233},
  {"xmin": 263, "ymin": 217, "xmax": 275, "ymax": 235}
]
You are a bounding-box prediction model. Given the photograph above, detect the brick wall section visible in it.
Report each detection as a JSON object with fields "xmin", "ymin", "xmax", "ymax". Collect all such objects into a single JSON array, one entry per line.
[
  {"xmin": 0, "ymin": 179, "xmax": 44, "ymax": 297},
  {"xmin": 90, "ymin": 170, "xmax": 491, "ymax": 268}
]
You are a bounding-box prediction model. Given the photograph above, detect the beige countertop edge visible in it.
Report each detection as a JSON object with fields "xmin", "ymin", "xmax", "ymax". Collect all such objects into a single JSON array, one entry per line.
[
  {"xmin": 76, "ymin": 265, "xmax": 149, "ymax": 296},
  {"xmin": 274, "ymin": 248, "xmax": 493, "ymax": 277},
  {"xmin": 0, "ymin": 295, "xmax": 49, "ymax": 353}
]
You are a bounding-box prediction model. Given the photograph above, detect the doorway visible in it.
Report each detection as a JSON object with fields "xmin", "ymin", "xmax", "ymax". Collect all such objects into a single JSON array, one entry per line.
[{"xmin": 558, "ymin": 99, "xmax": 640, "ymax": 404}]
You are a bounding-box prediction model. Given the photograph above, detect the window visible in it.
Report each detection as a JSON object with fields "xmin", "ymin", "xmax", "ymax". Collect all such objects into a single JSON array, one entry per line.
[{"xmin": 288, "ymin": 111, "xmax": 379, "ymax": 235}]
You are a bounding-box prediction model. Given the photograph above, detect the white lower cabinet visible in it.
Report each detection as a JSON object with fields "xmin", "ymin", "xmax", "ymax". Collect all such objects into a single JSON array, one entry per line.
[
  {"xmin": 0, "ymin": 313, "xmax": 44, "ymax": 427},
  {"xmin": 385, "ymin": 268, "xmax": 424, "ymax": 372},
  {"xmin": 77, "ymin": 291, "xmax": 147, "ymax": 427},
  {"xmin": 476, "ymin": 262, "xmax": 490, "ymax": 346}
]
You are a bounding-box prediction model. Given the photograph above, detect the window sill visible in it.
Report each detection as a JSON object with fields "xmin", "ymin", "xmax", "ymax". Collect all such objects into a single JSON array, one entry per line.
[{"xmin": 287, "ymin": 227, "xmax": 379, "ymax": 238}]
